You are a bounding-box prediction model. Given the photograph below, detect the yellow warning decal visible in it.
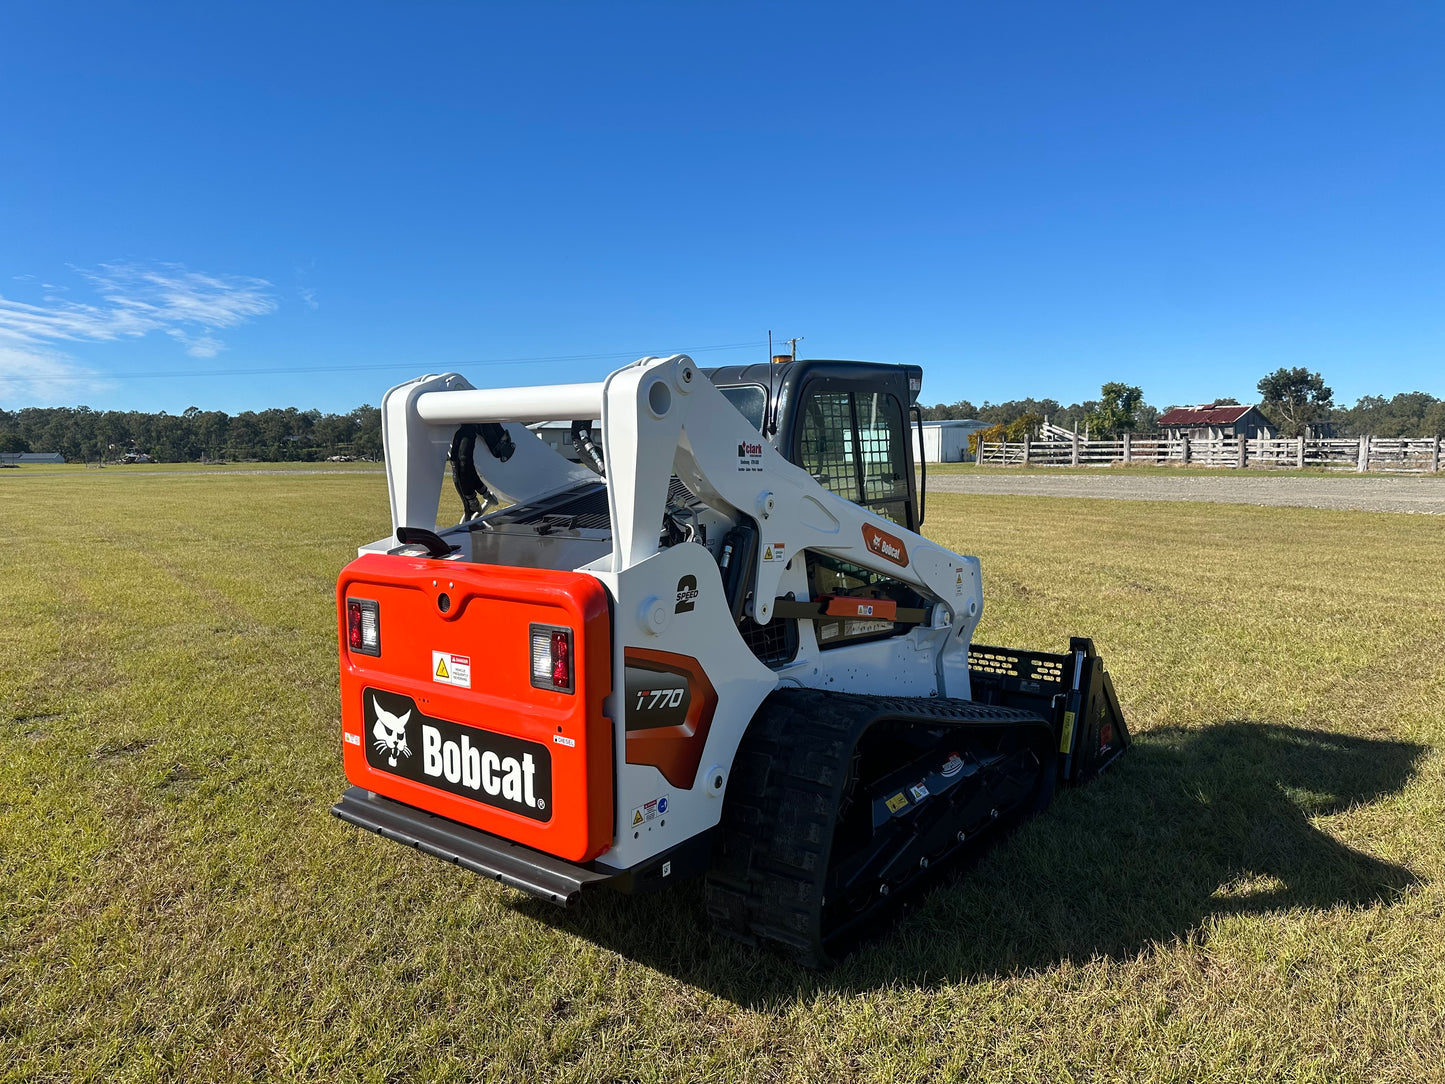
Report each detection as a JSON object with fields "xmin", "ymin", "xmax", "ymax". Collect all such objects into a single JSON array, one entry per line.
[
  {"xmin": 1059, "ymin": 711, "xmax": 1076, "ymax": 753},
  {"xmin": 763, "ymin": 546, "xmax": 774, "ymax": 561},
  {"xmin": 435, "ymin": 656, "xmax": 450, "ymax": 679},
  {"xmin": 632, "ymin": 809, "xmax": 644, "ymax": 827},
  {"xmin": 885, "ymin": 792, "xmax": 909, "ymax": 814}
]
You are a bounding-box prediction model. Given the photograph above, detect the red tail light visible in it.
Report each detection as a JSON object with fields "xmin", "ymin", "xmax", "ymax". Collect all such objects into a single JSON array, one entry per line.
[
  {"xmin": 347, "ymin": 598, "xmax": 381, "ymax": 656},
  {"xmin": 530, "ymin": 624, "xmax": 574, "ymax": 693},
  {"xmin": 551, "ymin": 631, "xmax": 570, "ymax": 687}
]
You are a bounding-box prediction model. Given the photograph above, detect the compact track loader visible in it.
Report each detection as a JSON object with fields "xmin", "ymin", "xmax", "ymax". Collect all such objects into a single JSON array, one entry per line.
[{"xmin": 333, "ymin": 354, "xmax": 1128, "ymax": 966}]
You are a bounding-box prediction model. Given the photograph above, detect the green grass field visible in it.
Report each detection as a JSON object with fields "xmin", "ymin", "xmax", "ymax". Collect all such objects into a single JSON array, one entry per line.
[
  {"xmin": 2, "ymin": 460, "xmax": 384, "ymax": 476},
  {"xmin": 2, "ymin": 470, "xmax": 1442, "ymax": 1083}
]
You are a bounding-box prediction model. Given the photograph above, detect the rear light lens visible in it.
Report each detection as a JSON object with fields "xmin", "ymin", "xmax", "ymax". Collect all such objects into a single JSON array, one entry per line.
[
  {"xmin": 347, "ymin": 598, "xmax": 381, "ymax": 656},
  {"xmin": 530, "ymin": 624, "xmax": 574, "ymax": 693},
  {"xmin": 551, "ymin": 631, "xmax": 570, "ymax": 687}
]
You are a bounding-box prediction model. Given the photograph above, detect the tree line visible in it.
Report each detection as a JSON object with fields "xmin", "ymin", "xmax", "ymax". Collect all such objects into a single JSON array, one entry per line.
[
  {"xmin": 3, "ymin": 367, "xmax": 1442, "ymax": 462},
  {"xmin": 922, "ymin": 368, "xmax": 1445, "ymax": 440},
  {"xmin": 0, "ymin": 404, "xmax": 383, "ymax": 462}
]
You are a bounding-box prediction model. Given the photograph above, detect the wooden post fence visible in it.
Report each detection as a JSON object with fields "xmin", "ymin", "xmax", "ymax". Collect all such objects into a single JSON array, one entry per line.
[{"xmin": 976, "ymin": 433, "xmax": 1440, "ymax": 472}]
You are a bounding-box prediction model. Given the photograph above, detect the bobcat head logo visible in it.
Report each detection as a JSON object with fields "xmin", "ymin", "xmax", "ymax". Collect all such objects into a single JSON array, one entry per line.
[{"xmin": 372, "ymin": 697, "xmax": 412, "ymax": 767}]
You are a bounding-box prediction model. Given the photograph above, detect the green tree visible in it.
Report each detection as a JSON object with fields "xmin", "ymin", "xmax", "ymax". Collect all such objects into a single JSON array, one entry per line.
[
  {"xmin": 0, "ymin": 432, "xmax": 32, "ymax": 453},
  {"xmin": 1085, "ymin": 382, "xmax": 1144, "ymax": 439},
  {"xmin": 922, "ymin": 399, "xmax": 979, "ymax": 421},
  {"xmin": 1423, "ymin": 399, "xmax": 1445, "ymax": 438},
  {"xmin": 1258, "ymin": 367, "xmax": 1333, "ymax": 437},
  {"xmin": 351, "ymin": 404, "xmax": 383, "ymax": 459},
  {"xmin": 976, "ymin": 398, "xmax": 1061, "ymax": 426},
  {"xmin": 1334, "ymin": 391, "xmax": 1443, "ymax": 437},
  {"xmin": 968, "ymin": 412, "xmax": 1043, "ymax": 456}
]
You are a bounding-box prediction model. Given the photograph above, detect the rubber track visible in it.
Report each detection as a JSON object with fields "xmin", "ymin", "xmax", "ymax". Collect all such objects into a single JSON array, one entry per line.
[{"xmin": 705, "ymin": 688, "xmax": 1050, "ymax": 968}]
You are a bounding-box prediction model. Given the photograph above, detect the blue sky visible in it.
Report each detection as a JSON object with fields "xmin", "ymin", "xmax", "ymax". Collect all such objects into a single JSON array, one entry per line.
[{"xmin": 2, "ymin": 2, "xmax": 1441, "ymax": 415}]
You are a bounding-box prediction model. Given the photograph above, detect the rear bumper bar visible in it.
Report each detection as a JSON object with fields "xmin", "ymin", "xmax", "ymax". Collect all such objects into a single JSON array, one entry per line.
[{"xmin": 332, "ymin": 786, "xmax": 616, "ymax": 906}]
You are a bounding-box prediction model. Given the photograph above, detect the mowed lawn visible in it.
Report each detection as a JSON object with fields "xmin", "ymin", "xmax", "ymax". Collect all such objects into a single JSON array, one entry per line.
[{"xmin": 2, "ymin": 470, "xmax": 1442, "ymax": 1084}]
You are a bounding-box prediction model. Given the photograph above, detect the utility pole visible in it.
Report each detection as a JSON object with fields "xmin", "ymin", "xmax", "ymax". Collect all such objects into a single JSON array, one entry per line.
[{"xmin": 787, "ymin": 336, "xmax": 803, "ymax": 361}]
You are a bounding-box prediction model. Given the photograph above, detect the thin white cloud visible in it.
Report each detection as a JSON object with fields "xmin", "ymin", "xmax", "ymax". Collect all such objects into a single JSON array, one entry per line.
[
  {"xmin": 0, "ymin": 344, "xmax": 111, "ymax": 403},
  {"xmin": 295, "ymin": 261, "xmax": 319, "ymax": 311},
  {"xmin": 0, "ymin": 261, "xmax": 276, "ymax": 402},
  {"xmin": 165, "ymin": 328, "xmax": 225, "ymax": 358},
  {"xmin": 77, "ymin": 262, "xmax": 277, "ymax": 333}
]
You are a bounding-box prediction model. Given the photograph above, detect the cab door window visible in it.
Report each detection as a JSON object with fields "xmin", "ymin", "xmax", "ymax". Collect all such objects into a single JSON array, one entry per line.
[
  {"xmin": 855, "ymin": 392, "xmax": 909, "ymax": 509},
  {"xmin": 796, "ymin": 384, "xmax": 912, "ymax": 528}
]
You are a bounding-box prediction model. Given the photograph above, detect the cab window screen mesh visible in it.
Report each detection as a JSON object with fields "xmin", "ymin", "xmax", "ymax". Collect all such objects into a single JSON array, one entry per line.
[
  {"xmin": 856, "ymin": 392, "xmax": 908, "ymax": 504},
  {"xmin": 799, "ymin": 391, "xmax": 860, "ymax": 502}
]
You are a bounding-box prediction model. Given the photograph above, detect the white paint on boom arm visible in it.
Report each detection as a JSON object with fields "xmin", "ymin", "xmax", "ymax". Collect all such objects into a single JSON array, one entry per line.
[
  {"xmin": 601, "ymin": 356, "xmax": 692, "ymax": 573},
  {"xmin": 380, "ymin": 354, "xmax": 983, "ymax": 697},
  {"xmin": 381, "ymin": 372, "xmax": 472, "ymax": 538},
  {"xmin": 591, "ymin": 353, "xmax": 983, "ymax": 694}
]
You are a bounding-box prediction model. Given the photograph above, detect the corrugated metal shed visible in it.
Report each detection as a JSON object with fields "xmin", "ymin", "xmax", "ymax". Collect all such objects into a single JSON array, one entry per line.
[
  {"xmin": 0, "ymin": 452, "xmax": 66, "ymax": 464},
  {"xmin": 912, "ymin": 420, "xmax": 988, "ymax": 463}
]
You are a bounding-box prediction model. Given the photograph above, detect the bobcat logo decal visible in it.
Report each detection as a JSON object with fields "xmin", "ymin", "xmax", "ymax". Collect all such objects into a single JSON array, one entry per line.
[{"xmin": 371, "ymin": 697, "xmax": 412, "ymax": 767}]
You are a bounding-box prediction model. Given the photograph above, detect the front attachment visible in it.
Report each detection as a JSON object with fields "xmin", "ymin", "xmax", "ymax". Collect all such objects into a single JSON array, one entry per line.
[{"xmin": 966, "ymin": 637, "xmax": 1130, "ymax": 784}]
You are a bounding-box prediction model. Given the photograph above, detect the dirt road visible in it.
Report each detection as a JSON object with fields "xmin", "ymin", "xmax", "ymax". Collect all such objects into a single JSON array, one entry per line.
[{"xmin": 927, "ymin": 472, "xmax": 1445, "ymax": 514}]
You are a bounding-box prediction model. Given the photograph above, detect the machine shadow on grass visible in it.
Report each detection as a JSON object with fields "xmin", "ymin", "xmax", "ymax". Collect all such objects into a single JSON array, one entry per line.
[{"xmin": 512, "ymin": 721, "xmax": 1425, "ymax": 1005}]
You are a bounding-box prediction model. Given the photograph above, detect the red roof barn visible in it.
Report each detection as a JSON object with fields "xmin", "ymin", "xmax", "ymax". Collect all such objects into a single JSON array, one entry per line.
[{"xmin": 1156, "ymin": 404, "xmax": 1277, "ymax": 440}]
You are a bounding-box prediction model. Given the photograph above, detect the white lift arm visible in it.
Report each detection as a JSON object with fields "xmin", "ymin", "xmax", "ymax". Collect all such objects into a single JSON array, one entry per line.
[{"xmin": 381, "ymin": 355, "xmax": 982, "ymax": 676}]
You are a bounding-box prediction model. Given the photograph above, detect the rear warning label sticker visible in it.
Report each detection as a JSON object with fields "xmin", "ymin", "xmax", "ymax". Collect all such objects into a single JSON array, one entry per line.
[
  {"xmin": 432, "ymin": 651, "xmax": 471, "ymax": 688},
  {"xmin": 363, "ymin": 689, "xmax": 552, "ymax": 821},
  {"xmin": 630, "ymin": 795, "xmax": 669, "ymax": 827}
]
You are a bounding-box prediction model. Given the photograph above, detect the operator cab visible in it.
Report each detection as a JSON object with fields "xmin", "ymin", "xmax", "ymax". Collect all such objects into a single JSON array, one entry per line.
[{"xmin": 703, "ymin": 360, "xmax": 926, "ymax": 531}]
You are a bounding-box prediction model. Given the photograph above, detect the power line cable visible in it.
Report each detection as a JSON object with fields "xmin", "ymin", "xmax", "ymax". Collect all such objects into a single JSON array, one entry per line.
[{"xmin": 95, "ymin": 340, "xmax": 771, "ymax": 381}]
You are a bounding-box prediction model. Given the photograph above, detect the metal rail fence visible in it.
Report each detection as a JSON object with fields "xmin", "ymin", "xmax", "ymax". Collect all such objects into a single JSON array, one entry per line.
[{"xmin": 977, "ymin": 434, "xmax": 1443, "ymax": 473}]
